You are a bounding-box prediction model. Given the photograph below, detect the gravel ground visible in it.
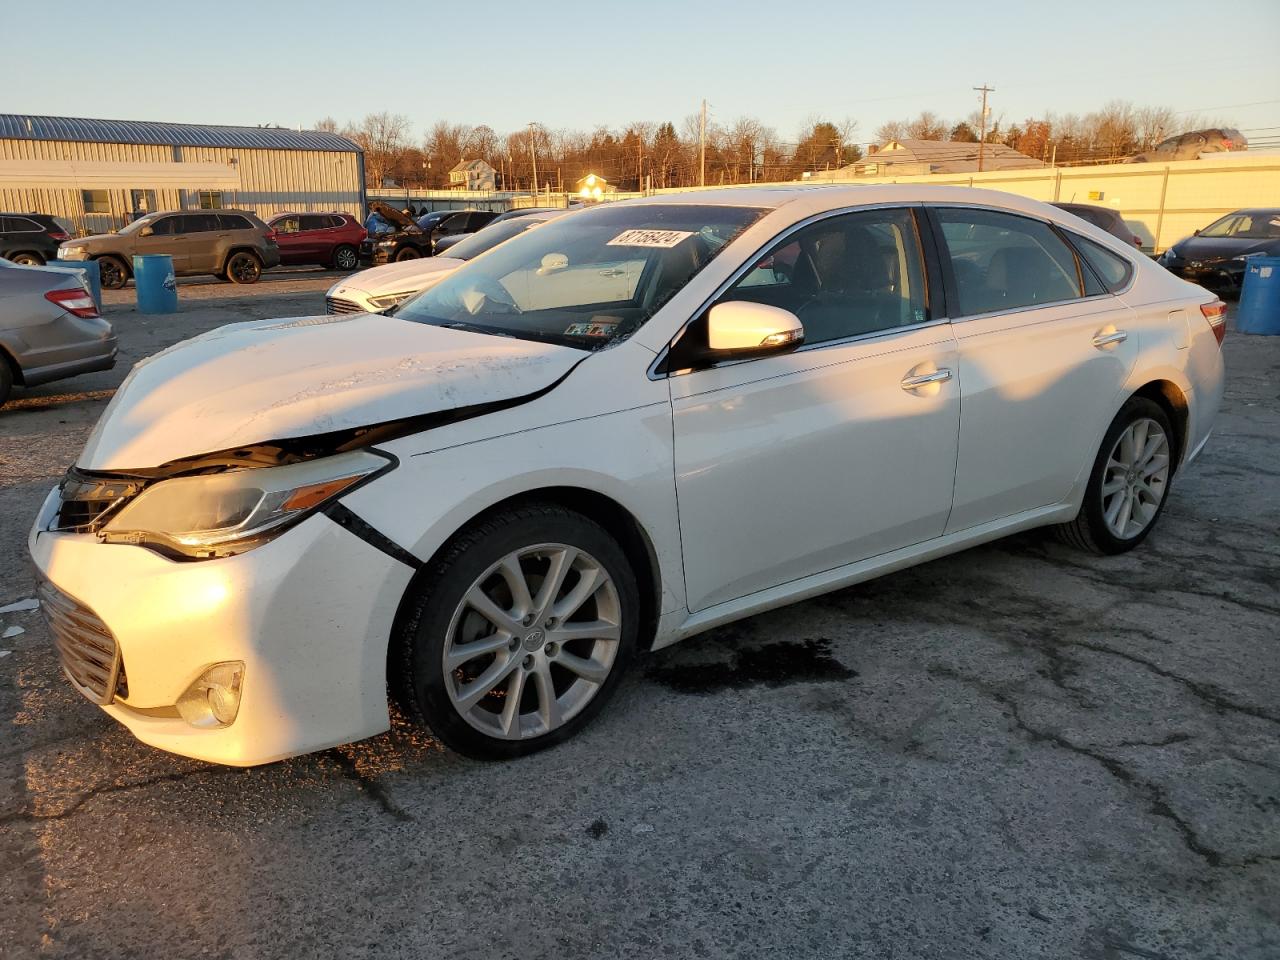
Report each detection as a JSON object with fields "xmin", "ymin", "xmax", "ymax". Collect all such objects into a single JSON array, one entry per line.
[{"xmin": 0, "ymin": 279, "xmax": 1277, "ymax": 960}]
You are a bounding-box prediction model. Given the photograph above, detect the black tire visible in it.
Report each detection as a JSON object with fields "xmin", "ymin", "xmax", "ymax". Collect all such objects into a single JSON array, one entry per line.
[
  {"xmin": 8, "ymin": 251, "xmax": 44, "ymax": 267},
  {"xmin": 0, "ymin": 356, "xmax": 13, "ymax": 408},
  {"xmin": 225, "ymin": 251, "xmax": 262, "ymax": 284},
  {"xmin": 331, "ymin": 244, "xmax": 359, "ymax": 271},
  {"xmin": 394, "ymin": 503, "xmax": 639, "ymax": 760},
  {"xmin": 96, "ymin": 255, "xmax": 129, "ymax": 290},
  {"xmin": 1055, "ymin": 397, "xmax": 1175, "ymax": 555},
  {"xmin": 393, "ymin": 246, "xmax": 421, "ymax": 263}
]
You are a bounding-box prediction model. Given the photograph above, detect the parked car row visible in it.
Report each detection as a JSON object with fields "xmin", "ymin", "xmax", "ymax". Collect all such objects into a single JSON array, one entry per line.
[{"xmin": 360, "ymin": 203, "xmax": 498, "ymax": 265}]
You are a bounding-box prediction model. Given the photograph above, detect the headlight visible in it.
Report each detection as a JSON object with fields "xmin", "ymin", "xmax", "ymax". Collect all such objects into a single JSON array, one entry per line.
[
  {"xmin": 60, "ymin": 246, "xmax": 84, "ymax": 258},
  {"xmin": 101, "ymin": 450, "xmax": 391, "ymax": 558},
  {"xmin": 367, "ymin": 291, "xmax": 415, "ymax": 310},
  {"xmin": 1233, "ymin": 251, "xmax": 1266, "ymax": 262}
]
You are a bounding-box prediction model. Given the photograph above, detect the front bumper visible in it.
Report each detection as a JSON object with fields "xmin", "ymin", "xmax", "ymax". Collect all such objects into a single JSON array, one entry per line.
[
  {"xmin": 1162, "ymin": 257, "xmax": 1242, "ymax": 290},
  {"xmin": 29, "ymin": 494, "xmax": 414, "ymax": 766}
]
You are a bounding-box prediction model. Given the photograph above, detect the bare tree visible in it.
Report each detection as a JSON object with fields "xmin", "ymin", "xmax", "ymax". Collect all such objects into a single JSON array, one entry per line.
[{"xmin": 350, "ymin": 112, "xmax": 412, "ymax": 187}]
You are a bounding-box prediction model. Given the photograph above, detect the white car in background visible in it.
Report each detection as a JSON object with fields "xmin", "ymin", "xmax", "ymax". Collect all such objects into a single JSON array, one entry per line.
[
  {"xmin": 30, "ymin": 185, "xmax": 1225, "ymax": 766},
  {"xmin": 325, "ymin": 209, "xmax": 569, "ymax": 315}
]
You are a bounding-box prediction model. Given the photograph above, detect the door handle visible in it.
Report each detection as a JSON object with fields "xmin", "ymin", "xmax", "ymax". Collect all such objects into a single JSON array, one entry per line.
[
  {"xmin": 1092, "ymin": 330, "xmax": 1128, "ymax": 348},
  {"xmin": 900, "ymin": 368, "xmax": 953, "ymax": 390}
]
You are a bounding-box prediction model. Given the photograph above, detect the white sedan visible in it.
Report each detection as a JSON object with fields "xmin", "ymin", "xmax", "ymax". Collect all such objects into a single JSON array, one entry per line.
[
  {"xmin": 324, "ymin": 210, "xmax": 568, "ymax": 315},
  {"xmin": 30, "ymin": 185, "xmax": 1225, "ymax": 765}
]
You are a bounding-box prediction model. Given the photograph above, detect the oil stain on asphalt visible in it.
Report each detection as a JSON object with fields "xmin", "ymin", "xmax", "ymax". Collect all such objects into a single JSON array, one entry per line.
[{"xmin": 646, "ymin": 638, "xmax": 857, "ymax": 694}]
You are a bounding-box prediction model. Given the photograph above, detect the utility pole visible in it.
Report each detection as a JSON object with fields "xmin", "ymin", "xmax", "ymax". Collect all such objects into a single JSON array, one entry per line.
[
  {"xmin": 974, "ymin": 84, "xmax": 994, "ymax": 173},
  {"xmin": 699, "ymin": 99, "xmax": 707, "ymax": 187},
  {"xmin": 527, "ymin": 122, "xmax": 539, "ymax": 196}
]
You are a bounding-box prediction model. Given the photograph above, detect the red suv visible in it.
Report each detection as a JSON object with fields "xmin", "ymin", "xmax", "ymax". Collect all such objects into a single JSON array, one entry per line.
[{"xmin": 267, "ymin": 212, "xmax": 366, "ymax": 271}]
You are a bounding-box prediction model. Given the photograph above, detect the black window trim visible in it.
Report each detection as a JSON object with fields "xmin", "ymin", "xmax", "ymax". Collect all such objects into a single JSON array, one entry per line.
[
  {"xmin": 649, "ymin": 201, "xmax": 947, "ymax": 380},
  {"xmin": 922, "ymin": 203, "xmax": 1122, "ymax": 323},
  {"xmin": 1059, "ymin": 227, "xmax": 1138, "ymax": 296}
]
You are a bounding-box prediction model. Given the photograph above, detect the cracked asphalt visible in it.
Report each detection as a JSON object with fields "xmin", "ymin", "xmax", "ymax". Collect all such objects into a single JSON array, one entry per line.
[{"xmin": 1, "ymin": 277, "xmax": 1277, "ymax": 959}]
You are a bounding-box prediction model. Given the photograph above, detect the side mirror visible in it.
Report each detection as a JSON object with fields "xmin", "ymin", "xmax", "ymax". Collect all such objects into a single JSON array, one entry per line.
[
  {"xmin": 537, "ymin": 253, "xmax": 569, "ymax": 276},
  {"xmin": 707, "ymin": 301, "xmax": 804, "ymax": 355},
  {"xmin": 1193, "ymin": 229, "xmax": 1200, "ymax": 236},
  {"xmin": 139, "ymin": 226, "xmax": 154, "ymax": 237}
]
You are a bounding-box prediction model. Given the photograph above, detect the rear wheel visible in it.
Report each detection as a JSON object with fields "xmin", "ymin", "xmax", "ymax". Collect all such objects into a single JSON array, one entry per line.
[
  {"xmin": 225, "ymin": 251, "xmax": 262, "ymax": 284},
  {"xmin": 97, "ymin": 255, "xmax": 129, "ymax": 290},
  {"xmin": 395, "ymin": 504, "xmax": 638, "ymax": 760},
  {"xmin": 8, "ymin": 251, "xmax": 44, "ymax": 266},
  {"xmin": 1056, "ymin": 397, "xmax": 1174, "ymax": 554},
  {"xmin": 0, "ymin": 357, "xmax": 13, "ymax": 407},
  {"xmin": 394, "ymin": 246, "xmax": 421, "ymax": 263},
  {"xmin": 331, "ymin": 244, "xmax": 359, "ymax": 271}
]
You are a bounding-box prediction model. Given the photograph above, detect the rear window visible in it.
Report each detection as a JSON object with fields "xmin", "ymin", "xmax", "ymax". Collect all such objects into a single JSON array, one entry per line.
[
  {"xmin": 1072, "ymin": 234, "xmax": 1133, "ymax": 293},
  {"xmin": 300, "ymin": 214, "xmax": 331, "ymax": 231},
  {"xmin": 218, "ymin": 214, "xmax": 253, "ymax": 231}
]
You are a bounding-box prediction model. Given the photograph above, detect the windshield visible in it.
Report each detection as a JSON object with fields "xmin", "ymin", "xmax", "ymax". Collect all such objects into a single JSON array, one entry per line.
[
  {"xmin": 396, "ymin": 203, "xmax": 765, "ymax": 350},
  {"xmin": 1199, "ymin": 212, "xmax": 1280, "ymax": 239},
  {"xmin": 443, "ymin": 217, "xmax": 552, "ymax": 261},
  {"xmin": 118, "ymin": 214, "xmax": 161, "ymax": 235}
]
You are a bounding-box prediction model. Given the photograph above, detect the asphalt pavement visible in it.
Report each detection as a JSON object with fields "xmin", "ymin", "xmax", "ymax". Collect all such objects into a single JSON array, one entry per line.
[{"xmin": 1, "ymin": 276, "xmax": 1277, "ymax": 959}]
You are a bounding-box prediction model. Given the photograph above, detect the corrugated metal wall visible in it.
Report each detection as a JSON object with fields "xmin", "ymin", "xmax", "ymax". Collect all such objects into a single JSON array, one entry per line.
[{"xmin": 0, "ymin": 138, "xmax": 363, "ymax": 235}]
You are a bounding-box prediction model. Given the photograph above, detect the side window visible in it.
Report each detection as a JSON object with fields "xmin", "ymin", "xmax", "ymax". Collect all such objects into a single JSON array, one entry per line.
[
  {"xmin": 150, "ymin": 217, "xmax": 177, "ymax": 236},
  {"xmin": 179, "ymin": 214, "xmax": 219, "ymax": 233},
  {"xmin": 218, "ymin": 214, "xmax": 252, "ymax": 231},
  {"xmin": 1072, "ymin": 234, "xmax": 1134, "ymax": 293},
  {"xmin": 721, "ymin": 208, "xmax": 929, "ymax": 346},
  {"xmin": 442, "ymin": 213, "xmax": 469, "ymax": 231},
  {"xmin": 936, "ymin": 208, "xmax": 1083, "ymax": 316},
  {"xmin": 273, "ymin": 216, "xmax": 300, "ymax": 234},
  {"xmin": 300, "ymin": 214, "xmax": 330, "ymax": 232},
  {"xmin": 330, "ymin": 215, "xmax": 349, "ymax": 229}
]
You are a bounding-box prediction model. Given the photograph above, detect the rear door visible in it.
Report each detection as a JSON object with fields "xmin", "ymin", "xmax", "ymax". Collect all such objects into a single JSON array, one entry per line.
[
  {"xmin": 299, "ymin": 214, "xmax": 335, "ymax": 262},
  {"xmin": 182, "ymin": 214, "xmax": 224, "ymax": 274},
  {"xmin": 928, "ymin": 206, "xmax": 1138, "ymax": 533}
]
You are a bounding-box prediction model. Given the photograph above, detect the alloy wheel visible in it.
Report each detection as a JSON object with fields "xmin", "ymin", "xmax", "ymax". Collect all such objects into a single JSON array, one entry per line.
[
  {"xmin": 443, "ymin": 543, "xmax": 622, "ymax": 740},
  {"xmin": 334, "ymin": 247, "xmax": 358, "ymax": 270},
  {"xmin": 1101, "ymin": 417, "xmax": 1170, "ymax": 539}
]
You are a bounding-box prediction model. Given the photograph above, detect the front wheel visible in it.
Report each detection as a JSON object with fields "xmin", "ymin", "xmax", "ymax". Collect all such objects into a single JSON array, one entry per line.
[
  {"xmin": 96, "ymin": 255, "xmax": 129, "ymax": 289},
  {"xmin": 396, "ymin": 504, "xmax": 638, "ymax": 760},
  {"xmin": 331, "ymin": 244, "xmax": 359, "ymax": 271},
  {"xmin": 9, "ymin": 252, "xmax": 44, "ymax": 266},
  {"xmin": 225, "ymin": 251, "xmax": 262, "ymax": 284},
  {"xmin": 393, "ymin": 246, "xmax": 421, "ymax": 263},
  {"xmin": 1056, "ymin": 397, "xmax": 1175, "ymax": 554}
]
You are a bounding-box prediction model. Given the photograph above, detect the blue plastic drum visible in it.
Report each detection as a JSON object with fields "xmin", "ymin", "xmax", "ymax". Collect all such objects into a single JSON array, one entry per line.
[
  {"xmin": 132, "ymin": 254, "xmax": 178, "ymax": 314},
  {"xmin": 1236, "ymin": 256, "xmax": 1280, "ymax": 336}
]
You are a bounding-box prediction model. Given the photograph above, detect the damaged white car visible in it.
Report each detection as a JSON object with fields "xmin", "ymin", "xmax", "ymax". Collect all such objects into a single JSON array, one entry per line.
[{"xmin": 30, "ymin": 186, "xmax": 1225, "ymax": 765}]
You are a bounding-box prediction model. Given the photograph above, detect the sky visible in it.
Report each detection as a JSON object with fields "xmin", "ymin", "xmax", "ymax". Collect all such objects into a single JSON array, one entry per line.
[{"xmin": 6, "ymin": 0, "xmax": 1280, "ymax": 147}]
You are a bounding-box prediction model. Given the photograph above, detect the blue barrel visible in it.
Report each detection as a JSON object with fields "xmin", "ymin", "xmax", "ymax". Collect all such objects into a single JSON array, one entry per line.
[
  {"xmin": 1236, "ymin": 256, "xmax": 1280, "ymax": 335},
  {"xmin": 132, "ymin": 255, "xmax": 178, "ymax": 314},
  {"xmin": 49, "ymin": 259, "xmax": 102, "ymax": 310}
]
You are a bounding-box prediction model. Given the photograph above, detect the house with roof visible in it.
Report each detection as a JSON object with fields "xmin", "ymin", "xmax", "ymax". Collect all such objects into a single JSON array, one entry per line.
[
  {"xmin": 448, "ymin": 159, "xmax": 497, "ymax": 191},
  {"xmin": 804, "ymin": 138, "xmax": 1045, "ymax": 180}
]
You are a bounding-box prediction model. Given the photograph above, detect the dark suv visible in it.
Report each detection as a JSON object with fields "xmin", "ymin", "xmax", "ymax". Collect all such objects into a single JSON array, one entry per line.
[
  {"xmin": 267, "ymin": 212, "xmax": 366, "ymax": 270},
  {"xmin": 360, "ymin": 203, "xmax": 497, "ymax": 264},
  {"xmin": 2, "ymin": 213, "xmax": 71, "ymax": 266},
  {"xmin": 57, "ymin": 210, "xmax": 281, "ymax": 288},
  {"xmin": 1051, "ymin": 203, "xmax": 1143, "ymax": 249}
]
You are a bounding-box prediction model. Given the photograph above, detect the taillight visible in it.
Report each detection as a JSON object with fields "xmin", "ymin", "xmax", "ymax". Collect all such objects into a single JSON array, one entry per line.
[
  {"xmin": 45, "ymin": 287, "xmax": 99, "ymax": 319},
  {"xmin": 1200, "ymin": 299, "xmax": 1227, "ymax": 346},
  {"xmin": 265, "ymin": 230, "xmax": 278, "ymax": 242},
  {"xmin": 1222, "ymin": 139, "xmax": 1234, "ymax": 150},
  {"xmin": 47, "ymin": 230, "xmax": 70, "ymax": 241},
  {"xmin": 1132, "ymin": 235, "xmax": 1142, "ymax": 248}
]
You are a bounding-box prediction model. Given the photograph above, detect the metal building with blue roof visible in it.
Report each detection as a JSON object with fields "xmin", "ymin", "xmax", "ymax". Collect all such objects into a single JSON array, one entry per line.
[{"xmin": 0, "ymin": 113, "xmax": 366, "ymax": 235}]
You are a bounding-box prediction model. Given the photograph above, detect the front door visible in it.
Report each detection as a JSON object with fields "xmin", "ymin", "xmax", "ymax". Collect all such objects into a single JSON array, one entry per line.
[
  {"xmin": 669, "ymin": 206, "xmax": 961, "ymax": 613},
  {"xmin": 929, "ymin": 206, "xmax": 1139, "ymax": 532},
  {"xmin": 132, "ymin": 214, "xmax": 189, "ymax": 272}
]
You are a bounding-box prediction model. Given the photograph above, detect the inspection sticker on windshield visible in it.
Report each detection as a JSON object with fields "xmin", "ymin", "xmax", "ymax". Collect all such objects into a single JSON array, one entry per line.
[
  {"xmin": 565, "ymin": 318, "xmax": 619, "ymax": 338},
  {"xmin": 607, "ymin": 229, "xmax": 695, "ymax": 248}
]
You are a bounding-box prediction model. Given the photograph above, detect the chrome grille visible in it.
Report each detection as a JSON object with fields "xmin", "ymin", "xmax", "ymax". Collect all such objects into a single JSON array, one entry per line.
[
  {"xmin": 325, "ymin": 296, "xmax": 365, "ymax": 315},
  {"xmin": 38, "ymin": 579, "xmax": 126, "ymax": 705}
]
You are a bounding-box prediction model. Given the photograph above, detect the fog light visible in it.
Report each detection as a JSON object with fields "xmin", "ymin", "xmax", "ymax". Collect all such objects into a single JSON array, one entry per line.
[{"xmin": 176, "ymin": 661, "xmax": 245, "ymax": 728}]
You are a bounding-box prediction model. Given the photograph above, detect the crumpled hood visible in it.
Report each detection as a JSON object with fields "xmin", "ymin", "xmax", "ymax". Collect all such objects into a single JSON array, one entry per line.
[
  {"xmin": 79, "ymin": 312, "xmax": 583, "ymax": 470},
  {"xmin": 330, "ymin": 257, "xmax": 464, "ymax": 298}
]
